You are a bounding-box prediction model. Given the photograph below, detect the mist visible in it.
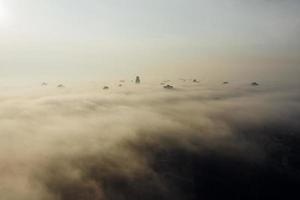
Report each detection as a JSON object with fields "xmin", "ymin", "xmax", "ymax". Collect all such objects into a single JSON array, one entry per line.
[
  {"xmin": 0, "ymin": 80, "xmax": 299, "ymax": 200},
  {"xmin": 1, "ymin": 0, "xmax": 300, "ymax": 81},
  {"xmin": 1, "ymin": 0, "xmax": 300, "ymax": 199}
]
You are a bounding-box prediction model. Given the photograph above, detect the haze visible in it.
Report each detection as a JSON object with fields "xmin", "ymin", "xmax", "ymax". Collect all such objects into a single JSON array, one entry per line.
[
  {"xmin": 0, "ymin": 1, "xmax": 300, "ymax": 200},
  {"xmin": 0, "ymin": 0, "xmax": 299, "ymax": 82}
]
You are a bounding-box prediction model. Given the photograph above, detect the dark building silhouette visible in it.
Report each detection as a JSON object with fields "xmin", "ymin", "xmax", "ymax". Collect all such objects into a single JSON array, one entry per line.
[
  {"xmin": 135, "ymin": 76, "xmax": 141, "ymax": 84},
  {"xmin": 164, "ymin": 85, "xmax": 174, "ymax": 89}
]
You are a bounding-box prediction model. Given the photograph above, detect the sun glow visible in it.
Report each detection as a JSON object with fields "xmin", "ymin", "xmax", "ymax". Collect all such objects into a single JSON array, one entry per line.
[{"xmin": 0, "ymin": 3, "xmax": 10, "ymax": 25}]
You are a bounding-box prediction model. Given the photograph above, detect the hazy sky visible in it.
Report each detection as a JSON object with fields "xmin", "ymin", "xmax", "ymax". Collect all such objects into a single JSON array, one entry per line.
[{"xmin": 0, "ymin": 0, "xmax": 299, "ymax": 81}]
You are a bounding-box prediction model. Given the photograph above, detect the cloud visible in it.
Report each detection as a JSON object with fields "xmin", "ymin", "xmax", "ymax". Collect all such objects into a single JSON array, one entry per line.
[{"xmin": 0, "ymin": 82, "xmax": 299, "ymax": 200}]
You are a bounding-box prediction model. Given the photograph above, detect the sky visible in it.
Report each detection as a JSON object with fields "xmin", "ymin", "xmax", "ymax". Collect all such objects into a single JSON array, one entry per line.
[{"xmin": 0, "ymin": 0, "xmax": 299, "ymax": 82}]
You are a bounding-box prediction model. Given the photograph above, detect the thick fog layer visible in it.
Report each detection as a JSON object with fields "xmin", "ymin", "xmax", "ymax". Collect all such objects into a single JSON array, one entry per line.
[{"xmin": 0, "ymin": 81, "xmax": 299, "ymax": 200}]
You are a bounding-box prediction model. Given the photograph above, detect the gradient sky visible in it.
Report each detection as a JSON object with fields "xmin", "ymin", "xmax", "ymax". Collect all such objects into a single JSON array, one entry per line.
[{"xmin": 0, "ymin": 0, "xmax": 299, "ymax": 81}]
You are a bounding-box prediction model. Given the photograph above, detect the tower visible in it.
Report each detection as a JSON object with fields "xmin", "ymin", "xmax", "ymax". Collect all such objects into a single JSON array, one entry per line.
[{"xmin": 135, "ymin": 76, "xmax": 141, "ymax": 84}]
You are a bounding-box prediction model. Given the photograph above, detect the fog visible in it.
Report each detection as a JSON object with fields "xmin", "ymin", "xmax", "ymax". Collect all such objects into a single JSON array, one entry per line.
[{"xmin": 0, "ymin": 80, "xmax": 299, "ymax": 200}]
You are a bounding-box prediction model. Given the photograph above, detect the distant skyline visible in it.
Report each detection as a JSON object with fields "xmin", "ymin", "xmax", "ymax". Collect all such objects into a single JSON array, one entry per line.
[{"xmin": 0, "ymin": 0, "xmax": 299, "ymax": 82}]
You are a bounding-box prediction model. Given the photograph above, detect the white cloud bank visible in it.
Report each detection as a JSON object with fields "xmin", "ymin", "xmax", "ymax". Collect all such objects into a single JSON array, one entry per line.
[{"xmin": 0, "ymin": 81, "xmax": 299, "ymax": 200}]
